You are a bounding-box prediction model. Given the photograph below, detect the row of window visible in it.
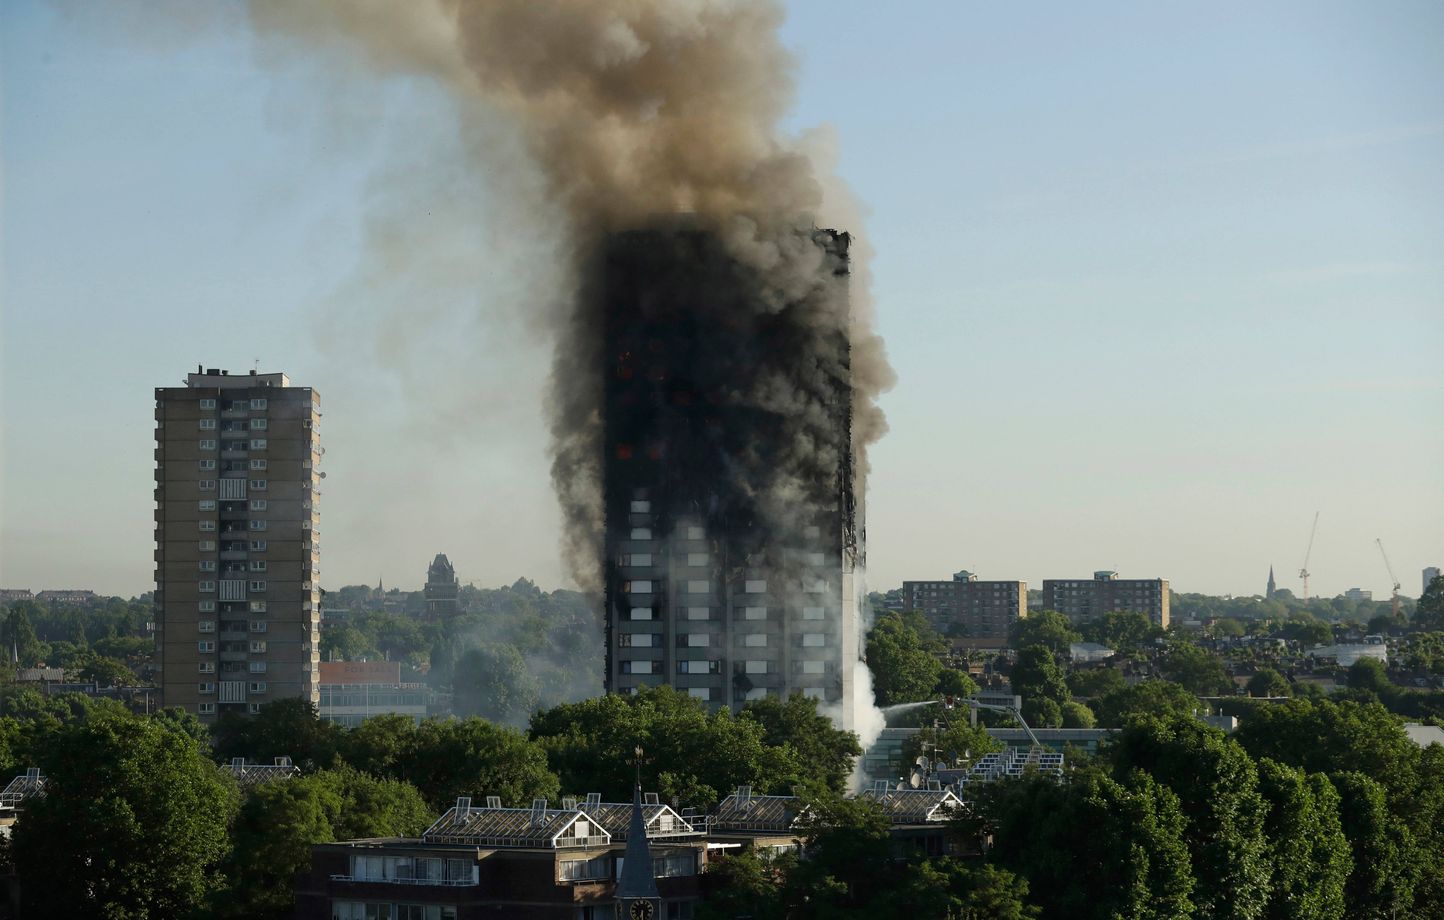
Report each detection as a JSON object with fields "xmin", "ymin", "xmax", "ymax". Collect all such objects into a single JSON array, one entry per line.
[
  {"xmin": 627, "ymin": 606, "xmax": 827, "ymax": 621},
  {"xmin": 198, "ymin": 580, "xmax": 268, "ymax": 592},
  {"xmin": 199, "ymin": 561, "xmax": 268, "ymax": 572},
  {"xmin": 332, "ymin": 903, "xmax": 458, "ymax": 920},
  {"xmin": 197, "ymin": 518, "xmax": 269, "ymax": 531},
  {"xmin": 196, "ymin": 438, "xmax": 268, "ymax": 450},
  {"xmin": 197, "ymin": 640, "xmax": 268, "ymax": 653},
  {"xmin": 197, "ymin": 398, "xmax": 268, "ymax": 410},
  {"xmin": 195, "ymin": 600, "xmax": 268, "ymax": 613},
  {"xmin": 197, "ymin": 620, "xmax": 267, "ymax": 633},
  {"xmin": 198, "ymin": 681, "xmax": 266, "ymax": 693},
  {"xmin": 197, "ymin": 702, "xmax": 264, "ymax": 715},
  {"xmin": 622, "ymin": 579, "xmax": 827, "ymax": 596},
  {"xmin": 198, "ymin": 661, "xmax": 269, "ymax": 674},
  {"xmin": 198, "ymin": 417, "xmax": 269, "ymax": 430}
]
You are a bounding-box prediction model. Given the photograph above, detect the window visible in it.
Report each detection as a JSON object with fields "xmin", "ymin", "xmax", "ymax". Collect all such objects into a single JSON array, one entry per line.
[
  {"xmin": 803, "ymin": 606, "xmax": 826, "ymax": 620},
  {"xmin": 198, "ymin": 621, "xmax": 215, "ymax": 633},
  {"xmin": 249, "ymin": 580, "xmax": 267, "ymax": 592},
  {"xmin": 686, "ymin": 607, "xmax": 710, "ymax": 620},
  {"xmin": 198, "ymin": 702, "xmax": 216, "ymax": 715},
  {"xmin": 250, "ymin": 640, "xmax": 267, "ymax": 653},
  {"xmin": 199, "ymin": 398, "xmax": 216, "ymax": 409},
  {"xmin": 199, "ymin": 439, "xmax": 217, "ymax": 450},
  {"xmin": 688, "ymin": 687, "xmax": 712, "ymax": 701},
  {"xmin": 198, "ymin": 500, "xmax": 216, "ymax": 511},
  {"xmin": 198, "ymin": 682, "xmax": 216, "ymax": 694},
  {"xmin": 745, "ymin": 579, "xmax": 767, "ymax": 593},
  {"xmin": 807, "ymin": 552, "xmax": 826, "ymax": 565},
  {"xmin": 198, "ymin": 561, "xmax": 216, "ymax": 572},
  {"xmin": 619, "ymin": 633, "xmax": 655, "ymax": 648},
  {"xmin": 654, "ymin": 851, "xmax": 696, "ymax": 878},
  {"xmin": 250, "ymin": 398, "xmax": 267, "ymax": 410},
  {"xmin": 678, "ymin": 660, "xmax": 721, "ymax": 674},
  {"xmin": 804, "ymin": 579, "xmax": 827, "ymax": 594},
  {"xmin": 198, "ymin": 540, "xmax": 216, "ymax": 551},
  {"xmin": 686, "ymin": 633, "xmax": 709, "ymax": 648},
  {"xmin": 247, "ymin": 702, "xmax": 263, "ymax": 715},
  {"xmin": 198, "ymin": 419, "xmax": 217, "ymax": 430},
  {"xmin": 249, "ymin": 479, "xmax": 267, "ymax": 490},
  {"xmin": 249, "ymin": 499, "xmax": 267, "ymax": 511},
  {"xmin": 199, "ymin": 519, "xmax": 216, "ymax": 531},
  {"xmin": 630, "ymin": 500, "xmax": 651, "ymax": 513},
  {"xmin": 249, "ymin": 418, "xmax": 268, "ymax": 430},
  {"xmin": 248, "ymin": 661, "xmax": 267, "ymax": 674},
  {"xmin": 249, "ymin": 681, "xmax": 267, "ymax": 693},
  {"xmin": 249, "ymin": 540, "xmax": 267, "ymax": 551},
  {"xmin": 802, "ymin": 660, "xmax": 826, "ymax": 674},
  {"xmin": 746, "ymin": 660, "xmax": 768, "ymax": 674},
  {"xmin": 628, "ymin": 580, "xmax": 652, "ymax": 594},
  {"xmin": 250, "ymin": 621, "xmax": 267, "ymax": 633},
  {"xmin": 627, "ymin": 553, "xmax": 652, "ymax": 566},
  {"xmin": 199, "ymin": 581, "xmax": 216, "ymax": 593},
  {"xmin": 686, "ymin": 580, "xmax": 708, "ymax": 594},
  {"xmin": 559, "ymin": 854, "xmax": 612, "ymax": 882},
  {"xmin": 198, "ymin": 459, "xmax": 216, "ymax": 470},
  {"xmin": 249, "ymin": 438, "xmax": 267, "ymax": 450},
  {"xmin": 249, "ymin": 561, "xmax": 267, "ymax": 572},
  {"xmin": 621, "ymin": 660, "xmax": 653, "ymax": 675},
  {"xmin": 249, "ymin": 459, "xmax": 267, "ymax": 470},
  {"xmin": 198, "ymin": 480, "xmax": 216, "ymax": 492},
  {"xmin": 744, "ymin": 606, "xmax": 767, "ymax": 620},
  {"xmin": 629, "ymin": 607, "xmax": 652, "ymax": 621},
  {"xmin": 248, "ymin": 520, "xmax": 267, "ymax": 531},
  {"xmin": 249, "ymin": 600, "xmax": 268, "ymax": 613},
  {"xmin": 198, "ymin": 661, "xmax": 215, "ymax": 673},
  {"xmin": 687, "ymin": 553, "xmax": 708, "ymax": 566},
  {"xmin": 804, "ymin": 525, "xmax": 821, "ymax": 538},
  {"xmin": 687, "ymin": 526, "xmax": 705, "ymax": 539},
  {"xmin": 199, "ymin": 600, "xmax": 216, "ymax": 612},
  {"xmin": 744, "ymin": 634, "xmax": 767, "ymax": 647},
  {"xmin": 631, "ymin": 527, "xmax": 652, "ymax": 540},
  {"xmin": 802, "ymin": 634, "xmax": 826, "ymax": 647}
]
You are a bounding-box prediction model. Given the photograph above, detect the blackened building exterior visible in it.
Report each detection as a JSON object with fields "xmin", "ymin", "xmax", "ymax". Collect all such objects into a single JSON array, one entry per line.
[{"xmin": 598, "ymin": 227, "xmax": 859, "ymax": 721}]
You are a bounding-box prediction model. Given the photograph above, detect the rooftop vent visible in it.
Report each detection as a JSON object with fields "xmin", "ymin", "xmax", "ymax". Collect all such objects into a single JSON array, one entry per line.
[
  {"xmin": 643, "ymin": 792, "xmax": 660, "ymax": 806},
  {"xmin": 24, "ymin": 768, "xmax": 39, "ymax": 780},
  {"xmin": 585, "ymin": 793, "xmax": 601, "ymax": 808},
  {"xmin": 562, "ymin": 796, "xmax": 578, "ymax": 810},
  {"xmin": 485, "ymin": 796, "xmax": 502, "ymax": 809},
  {"xmin": 530, "ymin": 798, "xmax": 548, "ymax": 826},
  {"xmin": 274, "ymin": 756, "xmax": 292, "ymax": 767},
  {"xmin": 871, "ymin": 780, "xmax": 890, "ymax": 796},
  {"xmin": 230, "ymin": 757, "xmax": 246, "ymax": 768},
  {"xmin": 456, "ymin": 797, "xmax": 471, "ymax": 815}
]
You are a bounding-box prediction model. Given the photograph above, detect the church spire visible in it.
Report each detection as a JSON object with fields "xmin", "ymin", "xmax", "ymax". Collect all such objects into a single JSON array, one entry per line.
[
  {"xmin": 1267, "ymin": 565, "xmax": 1276, "ymax": 599},
  {"xmin": 614, "ymin": 747, "xmax": 661, "ymax": 918}
]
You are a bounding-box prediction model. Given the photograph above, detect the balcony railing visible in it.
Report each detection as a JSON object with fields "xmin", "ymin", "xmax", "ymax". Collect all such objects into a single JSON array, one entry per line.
[{"xmin": 328, "ymin": 875, "xmax": 472, "ymax": 888}]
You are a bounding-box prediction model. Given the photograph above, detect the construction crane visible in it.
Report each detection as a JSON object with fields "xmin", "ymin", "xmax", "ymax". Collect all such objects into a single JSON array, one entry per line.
[
  {"xmin": 1376, "ymin": 538, "xmax": 1402, "ymax": 620},
  {"xmin": 1299, "ymin": 512, "xmax": 1320, "ymax": 602}
]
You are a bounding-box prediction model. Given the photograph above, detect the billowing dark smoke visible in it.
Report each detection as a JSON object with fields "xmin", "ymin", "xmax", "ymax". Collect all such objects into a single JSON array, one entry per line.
[{"xmin": 247, "ymin": 0, "xmax": 894, "ymax": 592}]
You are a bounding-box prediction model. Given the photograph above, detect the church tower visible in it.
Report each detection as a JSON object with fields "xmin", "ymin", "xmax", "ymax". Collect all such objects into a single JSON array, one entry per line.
[{"xmin": 1266, "ymin": 566, "xmax": 1277, "ymax": 599}]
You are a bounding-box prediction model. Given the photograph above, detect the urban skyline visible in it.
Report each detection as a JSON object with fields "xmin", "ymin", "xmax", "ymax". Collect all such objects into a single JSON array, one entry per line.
[{"xmin": 3, "ymin": 1, "xmax": 1442, "ymax": 601}]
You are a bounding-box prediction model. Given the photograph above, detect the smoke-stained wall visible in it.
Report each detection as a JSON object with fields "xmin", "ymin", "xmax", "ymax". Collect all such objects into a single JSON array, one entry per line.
[{"xmin": 599, "ymin": 225, "xmax": 858, "ymax": 718}]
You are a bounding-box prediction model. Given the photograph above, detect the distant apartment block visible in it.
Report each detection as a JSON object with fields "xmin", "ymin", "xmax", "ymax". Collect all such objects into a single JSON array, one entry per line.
[
  {"xmin": 1343, "ymin": 588, "xmax": 1373, "ymax": 603},
  {"xmin": 1041, "ymin": 571, "xmax": 1170, "ymax": 629},
  {"xmin": 0, "ymin": 590, "xmax": 35, "ymax": 605},
  {"xmin": 902, "ymin": 572, "xmax": 1026, "ymax": 641},
  {"xmin": 1425, "ymin": 567, "xmax": 1441, "ymax": 594},
  {"xmin": 34, "ymin": 590, "xmax": 98, "ymax": 605},
  {"xmin": 154, "ymin": 367, "xmax": 322, "ymax": 721},
  {"xmin": 424, "ymin": 554, "xmax": 460, "ymax": 620}
]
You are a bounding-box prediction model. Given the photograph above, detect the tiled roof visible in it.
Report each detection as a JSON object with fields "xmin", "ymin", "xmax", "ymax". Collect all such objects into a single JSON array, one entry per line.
[
  {"xmin": 710, "ymin": 792, "xmax": 801, "ymax": 832},
  {"xmin": 420, "ymin": 795, "xmax": 698, "ymax": 849}
]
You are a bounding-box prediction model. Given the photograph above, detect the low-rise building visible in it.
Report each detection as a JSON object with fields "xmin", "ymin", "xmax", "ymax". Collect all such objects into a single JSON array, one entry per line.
[
  {"xmin": 1041, "ymin": 571, "xmax": 1170, "ymax": 629},
  {"xmin": 318, "ymin": 661, "xmax": 431, "ymax": 728},
  {"xmin": 0, "ymin": 590, "xmax": 35, "ymax": 605}
]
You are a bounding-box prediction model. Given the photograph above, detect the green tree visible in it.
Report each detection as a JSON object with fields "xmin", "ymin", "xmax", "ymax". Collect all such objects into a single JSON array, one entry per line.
[
  {"xmin": 1283, "ymin": 617, "xmax": 1334, "ymax": 647},
  {"xmin": 212, "ymin": 698, "xmax": 343, "ymax": 770},
  {"xmin": 1007, "ymin": 610, "xmax": 1081, "ymax": 656},
  {"xmin": 1330, "ymin": 771, "xmax": 1416, "ymax": 919},
  {"xmin": 1060, "ymin": 700, "xmax": 1097, "ymax": 728},
  {"xmin": 1009, "ymin": 646, "xmax": 1070, "ymax": 725},
  {"xmin": 0, "ymin": 602, "xmax": 43, "ymax": 667},
  {"xmin": 1162, "ymin": 641, "xmax": 1234, "ymax": 696},
  {"xmin": 14, "ymin": 712, "xmax": 239, "ymax": 919},
  {"xmin": 976, "ymin": 767, "xmax": 1194, "ymax": 920},
  {"xmin": 740, "ymin": 693, "xmax": 862, "ymax": 793},
  {"xmin": 1066, "ymin": 666, "xmax": 1126, "ymax": 699},
  {"xmin": 403, "ymin": 717, "xmax": 559, "ymax": 812},
  {"xmin": 1255, "ymin": 759, "xmax": 1350, "ymax": 920},
  {"xmin": 696, "ymin": 849, "xmax": 787, "ymax": 920},
  {"xmin": 530, "ymin": 686, "xmax": 792, "ymax": 812},
  {"xmin": 1415, "ymin": 575, "xmax": 1444, "ymax": 631},
  {"xmin": 894, "ymin": 859, "xmax": 1041, "ymax": 920},
  {"xmin": 69, "ymin": 651, "xmax": 136, "ymax": 687},
  {"xmin": 1081, "ymin": 610, "xmax": 1160, "ymax": 652},
  {"xmin": 1090, "ymin": 680, "xmax": 1204, "ymax": 728},
  {"xmin": 453, "ymin": 644, "xmax": 541, "ymax": 726},
  {"xmin": 901, "ymin": 714, "xmax": 1003, "ymax": 769},
  {"xmin": 1247, "ymin": 668, "xmax": 1291, "ymax": 698},
  {"xmin": 784, "ymin": 792, "xmax": 895, "ymax": 913},
  {"xmin": 866, "ymin": 611, "xmax": 944, "ymax": 705},
  {"xmin": 1108, "ymin": 716, "xmax": 1272, "ymax": 920},
  {"xmin": 222, "ymin": 767, "xmax": 433, "ymax": 920},
  {"xmin": 1346, "ymin": 658, "xmax": 1393, "ymax": 698}
]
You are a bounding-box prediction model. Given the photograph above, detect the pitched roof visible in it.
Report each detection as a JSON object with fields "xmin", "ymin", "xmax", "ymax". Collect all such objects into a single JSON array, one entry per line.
[
  {"xmin": 0, "ymin": 768, "xmax": 46, "ymax": 809},
  {"xmin": 859, "ymin": 787, "xmax": 964, "ymax": 824},
  {"xmin": 224, "ymin": 757, "xmax": 301, "ymax": 790},
  {"xmin": 419, "ymin": 794, "xmax": 698, "ymax": 849},
  {"xmin": 710, "ymin": 791, "xmax": 801, "ymax": 832},
  {"xmin": 615, "ymin": 784, "xmax": 661, "ymax": 901}
]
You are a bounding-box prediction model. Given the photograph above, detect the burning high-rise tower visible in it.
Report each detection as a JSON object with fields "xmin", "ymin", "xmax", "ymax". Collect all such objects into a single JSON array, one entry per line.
[{"xmin": 600, "ymin": 224, "xmax": 860, "ymax": 722}]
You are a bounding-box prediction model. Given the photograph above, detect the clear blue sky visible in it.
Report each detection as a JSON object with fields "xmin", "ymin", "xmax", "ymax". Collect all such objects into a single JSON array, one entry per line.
[{"xmin": 3, "ymin": 1, "xmax": 1441, "ymax": 599}]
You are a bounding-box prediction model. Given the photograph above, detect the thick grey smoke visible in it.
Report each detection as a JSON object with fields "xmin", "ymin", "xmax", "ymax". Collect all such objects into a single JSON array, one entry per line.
[{"xmin": 246, "ymin": 0, "xmax": 895, "ymax": 592}]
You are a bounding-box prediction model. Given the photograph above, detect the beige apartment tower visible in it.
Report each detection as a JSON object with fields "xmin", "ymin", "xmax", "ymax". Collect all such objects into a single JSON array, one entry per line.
[
  {"xmin": 154, "ymin": 368, "xmax": 321, "ymax": 721},
  {"xmin": 1041, "ymin": 571, "xmax": 1170, "ymax": 629}
]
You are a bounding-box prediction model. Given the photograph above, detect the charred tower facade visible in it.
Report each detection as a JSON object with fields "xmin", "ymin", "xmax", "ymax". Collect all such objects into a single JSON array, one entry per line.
[{"xmin": 601, "ymin": 225, "xmax": 860, "ymax": 723}]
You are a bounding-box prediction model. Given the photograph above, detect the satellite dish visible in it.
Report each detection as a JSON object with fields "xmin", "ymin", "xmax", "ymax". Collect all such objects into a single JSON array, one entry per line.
[{"xmin": 909, "ymin": 772, "xmax": 923, "ymax": 789}]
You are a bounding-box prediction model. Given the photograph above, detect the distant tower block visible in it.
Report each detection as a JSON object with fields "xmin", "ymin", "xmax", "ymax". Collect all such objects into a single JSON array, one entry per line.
[{"xmin": 424, "ymin": 554, "xmax": 460, "ymax": 620}]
